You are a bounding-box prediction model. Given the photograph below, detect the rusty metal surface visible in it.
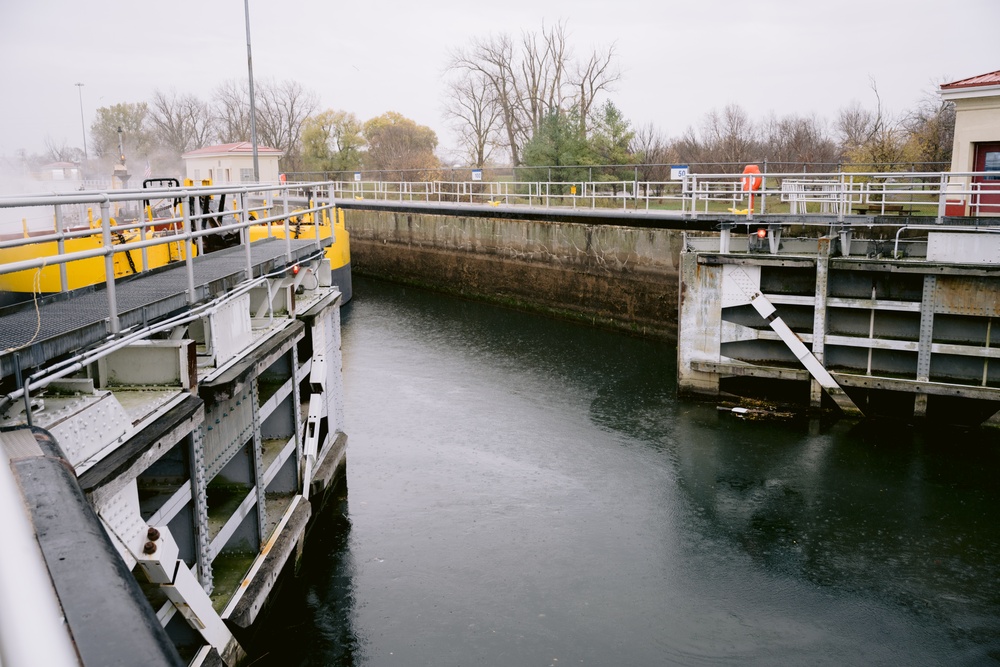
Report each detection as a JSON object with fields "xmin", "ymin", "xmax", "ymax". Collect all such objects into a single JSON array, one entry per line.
[{"xmin": 933, "ymin": 275, "xmax": 1000, "ymax": 317}]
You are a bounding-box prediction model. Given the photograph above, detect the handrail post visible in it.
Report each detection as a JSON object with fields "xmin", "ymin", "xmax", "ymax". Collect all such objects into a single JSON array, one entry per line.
[
  {"xmin": 936, "ymin": 172, "xmax": 948, "ymax": 223},
  {"xmin": 99, "ymin": 200, "xmax": 121, "ymax": 334},
  {"xmin": 181, "ymin": 200, "xmax": 196, "ymax": 305},
  {"xmin": 54, "ymin": 205, "xmax": 68, "ymax": 293},
  {"xmin": 240, "ymin": 192, "xmax": 253, "ymax": 280},
  {"xmin": 837, "ymin": 172, "xmax": 846, "ymax": 223},
  {"xmin": 282, "ymin": 188, "xmax": 292, "ymax": 264},
  {"xmin": 139, "ymin": 204, "xmax": 149, "ymax": 273}
]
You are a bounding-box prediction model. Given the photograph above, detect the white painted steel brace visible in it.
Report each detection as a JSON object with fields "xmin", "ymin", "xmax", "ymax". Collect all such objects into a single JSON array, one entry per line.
[{"xmin": 726, "ymin": 267, "xmax": 863, "ymax": 416}]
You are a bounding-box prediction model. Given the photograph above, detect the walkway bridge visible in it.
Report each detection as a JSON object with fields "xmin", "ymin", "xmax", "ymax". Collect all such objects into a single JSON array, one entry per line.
[
  {"xmin": 321, "ymin": 170, "xmax": 1000, "ymax": 424},
  {"xmin": 0, "ymin": 183, "xmax": 348, "ymax": 666}
]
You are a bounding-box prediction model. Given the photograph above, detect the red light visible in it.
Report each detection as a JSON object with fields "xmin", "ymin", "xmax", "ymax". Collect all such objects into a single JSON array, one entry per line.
[
  {"xmin": 756, "ymin": 228, "xmax": 767, "ymax": 238},
  {"xmin": 292, "ymin": 265, "xmax": 300, "ymax": 275}
]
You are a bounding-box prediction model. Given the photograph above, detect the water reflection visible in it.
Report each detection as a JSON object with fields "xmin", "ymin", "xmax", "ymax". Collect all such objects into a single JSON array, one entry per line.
[
  {"xmin": 250, "ymin": 481, "xmax": 358, "ymax": 666},
  {"xmin": 253, "ymin": 277, "xmax": 1000, "ymax": 665}
]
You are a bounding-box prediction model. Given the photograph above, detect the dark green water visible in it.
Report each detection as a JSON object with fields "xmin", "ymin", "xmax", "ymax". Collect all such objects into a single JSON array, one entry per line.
[{"xmin": 252, "ymin": 276, "xmax": 1000, "ymax": 666}]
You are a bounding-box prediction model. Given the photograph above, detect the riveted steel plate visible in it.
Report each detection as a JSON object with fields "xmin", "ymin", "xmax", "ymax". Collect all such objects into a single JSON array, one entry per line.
[{"xmin": 933, "ymin": 275, "xmax": 1000, "ymax": 317}]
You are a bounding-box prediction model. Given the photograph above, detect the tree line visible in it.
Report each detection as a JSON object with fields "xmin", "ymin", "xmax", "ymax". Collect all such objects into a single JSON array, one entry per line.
[{"xmin": 27, "ymin": 22, "xmax": 955, "ymax": 181}]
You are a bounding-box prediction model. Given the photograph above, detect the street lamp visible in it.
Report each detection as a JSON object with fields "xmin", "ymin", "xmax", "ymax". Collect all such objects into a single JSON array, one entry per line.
[
  {"xmin": 75, "ymin": 83, "xmax": 88, "ymax": 161},
  {"xmin": 243, "ymin": 0, "xmax": 260, "ymax": 182}
]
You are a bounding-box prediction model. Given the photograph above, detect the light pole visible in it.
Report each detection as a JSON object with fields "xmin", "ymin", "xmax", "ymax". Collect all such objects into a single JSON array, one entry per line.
[
  {"xmin": 243, "ymin": 0, "xmax": 260, "ymax": 182},
  {"xmin": 75, "ymin": 83, "xmax": 88, "ymax": 161}
]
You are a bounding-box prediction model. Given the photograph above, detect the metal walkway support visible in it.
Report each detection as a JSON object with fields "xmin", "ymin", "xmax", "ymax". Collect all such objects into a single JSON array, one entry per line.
[{"xmin": 1, "ymin": 427, "xmax": 184, "ymax": 667}]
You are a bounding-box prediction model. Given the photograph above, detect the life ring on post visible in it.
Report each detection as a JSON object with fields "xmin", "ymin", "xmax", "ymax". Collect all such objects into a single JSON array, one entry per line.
[
  {"xmin": 741, "ymin": 165, "xmax": 762, "ymax": 192},
  {"xmin": 741, "ymin": 164, "xmax": 762, "ymax": 214},
  {"xmin": 279, "ymin": 173, "xmax": 287, "ymax": 184}
]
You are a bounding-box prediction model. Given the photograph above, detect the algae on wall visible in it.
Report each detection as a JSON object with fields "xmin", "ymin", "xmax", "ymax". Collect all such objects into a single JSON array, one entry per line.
[{"xmin": 345, "ymin": 209, "xmax": 687, "ymax": 341}]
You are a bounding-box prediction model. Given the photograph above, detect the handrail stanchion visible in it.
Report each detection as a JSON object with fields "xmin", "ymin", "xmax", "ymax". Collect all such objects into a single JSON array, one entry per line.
[
  {"xmin": 100, "ymin": 199, "xmax": 121, "ymax": 334},
  {"xmin": 181, "ymin": 200, "xmax": 196, "ymax": 305},
  {"xmin": 837, "ymin": 172, "xmax": 846, "ymax": 223},
  {"xmin": 936, "ymin": 173, "xmax": 948, "ymax": 223},
  {"xmin": 55, "ymin": 205, "xmax": 68, "ymax": 293},
  {"xmin": 241, "ymin": 192, "xmax": 253, "ymax": 280},
  {"xmin": 282, "ymin": 188, "xmax": 292, "ymax": 264},
  {"xmin": 139, "ymin": 203, "xmax": 149, "ymax": 273}
]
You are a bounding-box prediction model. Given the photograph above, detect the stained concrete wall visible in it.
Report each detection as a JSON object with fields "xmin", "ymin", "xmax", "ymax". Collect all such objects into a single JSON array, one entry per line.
[{"xmin": 344, "ymin": 209, "xmax": 687, "ymax": 340}]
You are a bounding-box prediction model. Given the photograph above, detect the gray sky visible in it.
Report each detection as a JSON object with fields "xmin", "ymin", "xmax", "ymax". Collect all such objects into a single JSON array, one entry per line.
[{"xmin": 1, "ymin": 0, "xmax": 997, "ymax": 161}]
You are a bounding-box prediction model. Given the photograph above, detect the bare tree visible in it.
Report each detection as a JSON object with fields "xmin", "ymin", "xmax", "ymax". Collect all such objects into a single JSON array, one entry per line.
[
  {"xmin": 211, "ymin": 78, "xmax": 318, "ymax": 170},
  {"xmin": 701, "ymin": 104, "xmax": 758, "ymax": 167},
  {"xmin": 836, "ymin": 79, "xmax": 909, "ymax": 171},
  {"xmin": 760, "ymin": 113, "xmax": 840, "ymax": 171},
  {"xmin": 42, "ymin": 136, "xmax": 83, "ymax": 164},
  {"xmin": 571, "ymin": 43, "xmax": 619, "ymax": 134},
  {"xmin": 630, "ymin": 123, "xmax": 675, "ymax": 183},
  {"xmin": 443, "ymin": 71, "xmax": 504, "ymax": 166},
  {"xmin": 448, "ymin": 21, "xmax": 620, "ymax": 166},
  {"xmin": 149, "ymin": 89, "xmax": 214, "ymax": 155},
  {"xmin": 212, "ymin": 79, "xmax": 253, "ymax": 144},
  {"xmin": 255, "ymin": 79, "xmax": 319, "ymax": 170},
  {"xmin": 902, "ymin": 84, "xmax": 955, "ymax": 168}
]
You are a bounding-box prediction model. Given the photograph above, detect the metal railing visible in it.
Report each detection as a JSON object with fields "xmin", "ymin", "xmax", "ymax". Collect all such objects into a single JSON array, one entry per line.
[
  {"xmin": 320, "ymin": 171, "xmax": 1000, "ymax": 222},
  {"xmin": 0, "ymin": 182, "xmax": 340, "ymax": 335}
]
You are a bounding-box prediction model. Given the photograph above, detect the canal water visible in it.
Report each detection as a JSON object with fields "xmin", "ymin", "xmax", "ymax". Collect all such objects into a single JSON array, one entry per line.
[{"xmin": 253, "ymin": 276, "xmax": 1000, "ymax": 666}]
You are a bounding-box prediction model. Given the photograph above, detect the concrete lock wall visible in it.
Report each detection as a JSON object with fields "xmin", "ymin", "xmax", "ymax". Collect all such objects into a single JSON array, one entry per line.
[{"xmin": 344, "ymin": 209, "xmax": 687, "ymax": 340}]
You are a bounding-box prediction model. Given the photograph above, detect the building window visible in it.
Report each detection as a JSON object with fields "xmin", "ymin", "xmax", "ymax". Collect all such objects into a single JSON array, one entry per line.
[
  {"xmin": 985, "ymin": 151, "xmax": 1000, "ymax": 181},
  {"xmin": 240, "ymin": 168, "xmax": 254, "ymax": 182}
]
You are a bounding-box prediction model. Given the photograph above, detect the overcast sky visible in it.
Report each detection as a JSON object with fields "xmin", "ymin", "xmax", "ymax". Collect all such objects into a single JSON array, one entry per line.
[{"xmin": 1, "ymin": 0, "xmax": 996, "ymax": 163}]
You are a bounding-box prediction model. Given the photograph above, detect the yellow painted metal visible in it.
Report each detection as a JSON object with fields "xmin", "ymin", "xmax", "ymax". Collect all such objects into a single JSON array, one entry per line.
[
  {"xmin": 0, "ymin": 200, "xmax": 349, "ymax": 298},
  {"xmin": 0, "ymin": 228, "xmax": 193, "ymax": 294},
  {"xmin": 246, "ymin": 205, "xmax": 350, "ymax": 271}
]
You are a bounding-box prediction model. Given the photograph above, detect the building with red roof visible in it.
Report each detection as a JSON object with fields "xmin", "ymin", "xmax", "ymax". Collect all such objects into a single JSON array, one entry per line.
[
  {"xmin": 940, "ymin": 70, "xmax": 1000, "ymax": 215},
  {"xmin": 181, "ymin": 142, "xmax": 284, "ymax": 185}
]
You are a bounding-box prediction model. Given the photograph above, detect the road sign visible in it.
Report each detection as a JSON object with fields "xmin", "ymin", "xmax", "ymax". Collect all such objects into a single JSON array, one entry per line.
[{"xmin": 671, "ymin": 165, "xmax": 689, "ymax": 180}]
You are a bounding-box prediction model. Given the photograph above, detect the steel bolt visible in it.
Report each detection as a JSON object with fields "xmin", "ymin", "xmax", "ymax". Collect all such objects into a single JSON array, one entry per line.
[
  {"xmin": 147, "ymin": 527, "xmax": 160, "ymax": 541},
  {"xmin": 143, "ymin": 541, "xmax": 157, "ymax": 554}
]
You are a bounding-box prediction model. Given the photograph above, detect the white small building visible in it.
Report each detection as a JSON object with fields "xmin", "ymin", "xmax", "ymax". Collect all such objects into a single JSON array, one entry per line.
[
  {"xmin": 37, "ymin": 162, "xmax": 81, "ymax": 181},
  {"xmin": 181, "ymin": 142, "xmax": 283, "ymax": 185},
  {"xmin": 940, "ymin": 70, "xmax": 1000, "ymax": 216}
]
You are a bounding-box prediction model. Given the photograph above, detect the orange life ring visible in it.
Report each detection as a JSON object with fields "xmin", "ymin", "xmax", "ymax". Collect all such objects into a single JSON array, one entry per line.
[{"xmin": 741, "ymin": 165, "xmax": 762, "ymax": 191}]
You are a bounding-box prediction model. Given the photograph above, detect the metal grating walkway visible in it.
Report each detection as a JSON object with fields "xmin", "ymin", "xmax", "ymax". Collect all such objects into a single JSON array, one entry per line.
[{"xmin": 0, "ymin": 237, "xmax": 326, "ymax": 380}]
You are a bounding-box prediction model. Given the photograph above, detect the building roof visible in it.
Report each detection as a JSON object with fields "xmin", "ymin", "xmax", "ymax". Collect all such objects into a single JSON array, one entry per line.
[
  {"xmin": 939, "ymin": 70, "xmax": 1000, "ymax": 102},
  {"xmin": 940, "ymin": 70, "xmax": 1000, "ymax": 90},
  {"xmin": 181, "ymin": 142, "xmax": 283, "ymax": 158},
  {"xmin": 41, "ymin": 161, "xmax": 79, "ymax": 169}
]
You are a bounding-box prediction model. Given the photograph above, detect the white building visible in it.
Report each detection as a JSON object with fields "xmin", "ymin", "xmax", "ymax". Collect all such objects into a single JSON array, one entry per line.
[
  {"xmin": 940, "ymin": 70, "xmax": 1000, "ymax": 216},
  {"xmin": 181, "ymin": 142, "xmax": 283, "ymax": 185}
]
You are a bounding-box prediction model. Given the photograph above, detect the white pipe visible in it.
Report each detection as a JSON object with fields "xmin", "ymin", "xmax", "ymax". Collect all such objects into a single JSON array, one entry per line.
[{"xmin": 0, "ymin": 445, "xmax": 81, "ymax": 667}]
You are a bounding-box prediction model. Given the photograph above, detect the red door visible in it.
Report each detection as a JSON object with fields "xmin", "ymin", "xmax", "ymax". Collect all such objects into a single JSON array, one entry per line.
[{"xmin": 973, "ymin": 142, "xmax": 1000, "ymax": 216}]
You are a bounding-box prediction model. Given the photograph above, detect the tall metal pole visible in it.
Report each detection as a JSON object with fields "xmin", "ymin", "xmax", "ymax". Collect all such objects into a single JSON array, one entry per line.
[
  {"xmin": 75, "ymin": 83, "xmax": 87, "ymax": 161},
  {"xmin": 244, "ymin": 0, "xmax": 260, "ymax": 183}
]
